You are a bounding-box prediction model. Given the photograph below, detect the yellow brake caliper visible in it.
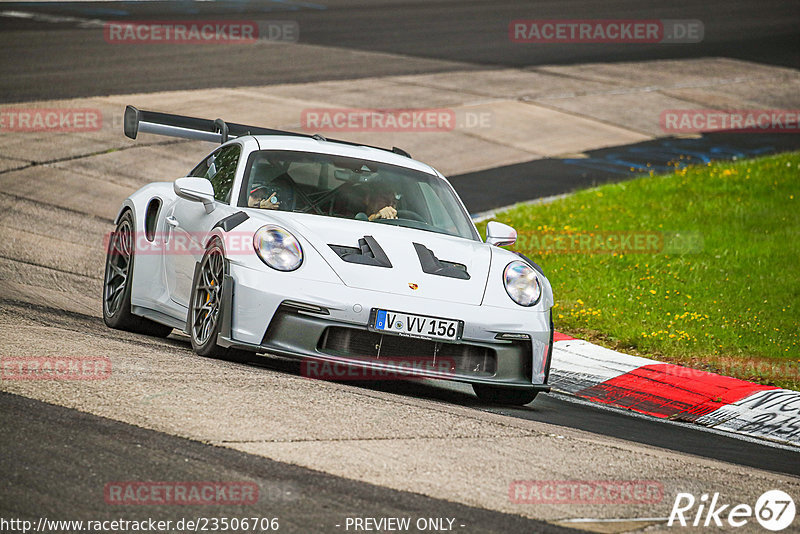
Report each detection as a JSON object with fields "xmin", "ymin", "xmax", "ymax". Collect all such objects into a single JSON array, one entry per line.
[{"xmin": 206, "ymin": 280, "xmax": 215, "ymax": 309}]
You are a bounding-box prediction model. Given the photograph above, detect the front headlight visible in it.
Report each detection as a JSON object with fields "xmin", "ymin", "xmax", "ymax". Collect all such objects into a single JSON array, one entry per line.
[
  {"xmin": 253, "ymin": 225, "xmax": 303, "ymax": 271},
  {"xmin": 503, "ymin": 261, "xmax": 541, "ymax": 306}
]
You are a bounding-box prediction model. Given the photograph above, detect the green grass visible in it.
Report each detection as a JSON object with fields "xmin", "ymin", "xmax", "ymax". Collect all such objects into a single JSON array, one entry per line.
[{"xmin": 477, "ymin": 151, "xmax": 800, "ymax": 390}]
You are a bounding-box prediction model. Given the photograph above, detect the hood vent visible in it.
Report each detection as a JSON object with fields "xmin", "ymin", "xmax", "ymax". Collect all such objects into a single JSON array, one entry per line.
[
  {"xmin": 329, "ymin": 235, "xmax": 392, "ymax": 268},
  {"xmin": 413, "ymin": 243, "xmax": 470, "ymax": 280}
]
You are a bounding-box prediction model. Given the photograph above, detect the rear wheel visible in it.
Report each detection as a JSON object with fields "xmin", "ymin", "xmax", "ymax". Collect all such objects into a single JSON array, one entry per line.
[
  {"xmin": 472, "ymin": 384, "xmax": 538, "ymax": 406},
  {"xmin": 189, "ymin": 240, "xmax": 250, "ymax": 362},
  {"xmin": 103, "ymin": 211, "xmax": 173, "ymax": 338}
]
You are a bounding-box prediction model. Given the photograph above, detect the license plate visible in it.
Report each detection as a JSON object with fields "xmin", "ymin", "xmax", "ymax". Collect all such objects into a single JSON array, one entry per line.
[{"xmin": 370, "ymin": 309, "xmax": 463, "ymax": 341}]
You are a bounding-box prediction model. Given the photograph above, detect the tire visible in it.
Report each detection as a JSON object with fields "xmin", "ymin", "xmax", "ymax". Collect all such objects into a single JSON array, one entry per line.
[
  {"xmin": 545, "ymin": 309, "xmax": 554, "ymax": 383},
  {"xmin": 472, "ymin": 384, "xmax": 539, "ymax": 406},
  {"xmin": 103, "ymin": 210, "xmax": 173, "ymax": 338},
  {"xmin": 188, "ymin": 239, "xmax": 251, "ymax": 362}
]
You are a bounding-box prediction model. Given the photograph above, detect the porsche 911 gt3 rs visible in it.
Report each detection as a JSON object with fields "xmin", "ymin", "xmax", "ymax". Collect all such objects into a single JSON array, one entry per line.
[{"xmin": 103, "ymin": 106, "xmax": 554, "ymax": 405}]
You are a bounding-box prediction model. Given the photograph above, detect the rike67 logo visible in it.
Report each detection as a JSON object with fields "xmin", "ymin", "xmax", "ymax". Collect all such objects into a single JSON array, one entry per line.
[{"xmin": 668, "ymin": 490, "xmax": 795, "ymax": 531}]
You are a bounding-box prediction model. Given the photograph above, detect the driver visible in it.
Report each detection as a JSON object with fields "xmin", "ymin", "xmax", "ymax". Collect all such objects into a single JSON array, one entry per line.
[
  {"xmin": 248, "ymin": 185, "xmax": 280, "ymax": 210},
  {"xmin": 362, "ymin": 181, "xmax": 397, "ymax": 221}
]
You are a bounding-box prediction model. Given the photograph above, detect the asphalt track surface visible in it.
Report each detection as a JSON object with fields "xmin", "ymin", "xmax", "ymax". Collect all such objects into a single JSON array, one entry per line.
[
  {"xmin": 1, "ymin": 333, "xmax": 799, "ymax": 528},
  {"xmin": 246, "ymin": 353, "xmax": 800, "ymax": 477},
  {"xmin": 0, "ymin": 392, "xmax": 578, "ymax": 533},
  {"xmin": 0, "ymin": 0, "xmax": 799, "ymax": 102},
  {"xmin": 2, "ymin": 0, "xmax": 800, "ymax": 530}
]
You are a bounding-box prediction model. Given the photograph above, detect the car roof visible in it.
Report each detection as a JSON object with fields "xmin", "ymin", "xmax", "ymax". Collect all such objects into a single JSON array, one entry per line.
[{"xmin": 248, "ymin": 135, "xmax": 440, "ymax": 176}]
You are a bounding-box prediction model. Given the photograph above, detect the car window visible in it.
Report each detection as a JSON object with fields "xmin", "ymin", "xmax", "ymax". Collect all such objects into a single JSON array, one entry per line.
[
  {"xmin": 419, "ymin": 181, "xmax": 458, "ymax": 230},
  {"xmin": 188, "ymin": 157, "xmax": 209, "ymax": 179},
  {"xmin": 286, "ymin": 161, "xmax": 322, "ymax": 187},
  {"xmin": 237, "ymin": 150, "xmax": 479, "ymax": 241},
  {"xmin": 189, "ymin": 144, "xmax": 241, "ymax": 203}
]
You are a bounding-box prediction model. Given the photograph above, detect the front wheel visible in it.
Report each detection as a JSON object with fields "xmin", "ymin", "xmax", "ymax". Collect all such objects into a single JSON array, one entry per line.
[
  {"xmin": 473, "ymin": 384, "xmax": 538, "ymax": 406},
  {"xmin": 189, "ymin": 240, "xmax": 250, "ymax": 362}
]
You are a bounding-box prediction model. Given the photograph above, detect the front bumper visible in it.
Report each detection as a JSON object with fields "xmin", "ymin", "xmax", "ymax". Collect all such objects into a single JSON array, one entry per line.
[{"xmin": 219, "ymin": 263, "xmax": 553, "ymax": 389}]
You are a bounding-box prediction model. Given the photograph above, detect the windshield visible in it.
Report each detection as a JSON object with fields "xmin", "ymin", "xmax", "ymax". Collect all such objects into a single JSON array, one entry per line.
[{"xmin": 237, "ymin": 150, "xmax": 479, "ymax": 241}]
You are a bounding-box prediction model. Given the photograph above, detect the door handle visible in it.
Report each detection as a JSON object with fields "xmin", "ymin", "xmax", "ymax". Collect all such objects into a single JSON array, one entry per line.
[{"xmin": 165, "ymin": 216, "xmax": 179, "ymax": 227}]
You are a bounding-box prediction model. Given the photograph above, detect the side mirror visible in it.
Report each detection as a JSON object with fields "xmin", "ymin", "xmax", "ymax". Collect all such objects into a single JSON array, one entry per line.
[
  {"xmin": 486, "ymin": 221, "xmax": 517, "ymax": 247},
  {"xmin": 174, "ymin": 177, "xmax": 216, "ymax": 214}
]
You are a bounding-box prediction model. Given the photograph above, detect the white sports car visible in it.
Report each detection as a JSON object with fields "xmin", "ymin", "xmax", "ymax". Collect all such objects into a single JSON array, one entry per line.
[{"xmin": 103, "ymin": 106, "xmax": 554, "ymax": 405}]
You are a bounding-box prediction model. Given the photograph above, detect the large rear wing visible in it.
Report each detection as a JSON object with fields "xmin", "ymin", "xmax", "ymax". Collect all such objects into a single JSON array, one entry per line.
[{"xmin": 123, "ymin": 105, "xmax": 411, "ymax": 157}]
